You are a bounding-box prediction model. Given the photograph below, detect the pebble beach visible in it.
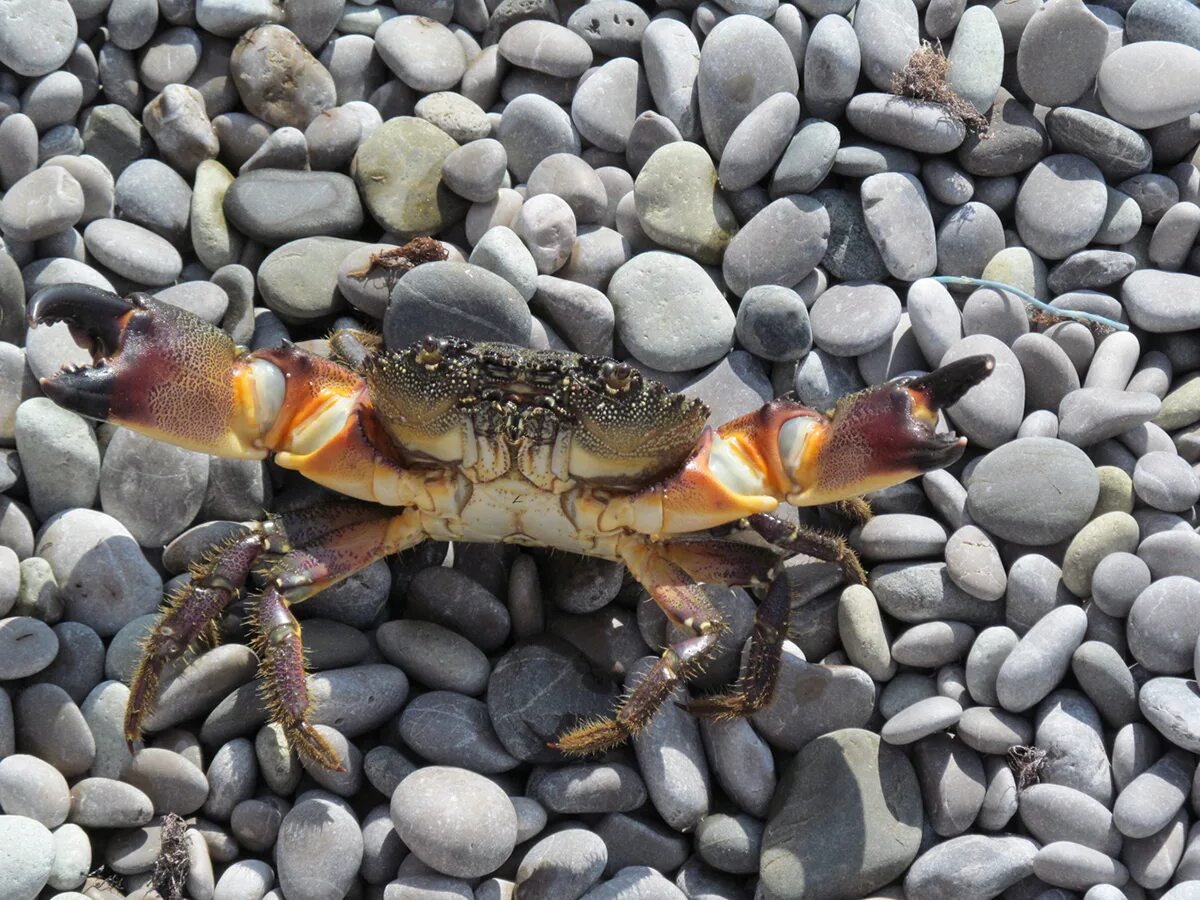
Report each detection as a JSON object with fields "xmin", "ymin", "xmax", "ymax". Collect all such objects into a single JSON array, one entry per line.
[{"xmin": 2, "ymin": 0, "xmax": 1200, "ymax": 898}]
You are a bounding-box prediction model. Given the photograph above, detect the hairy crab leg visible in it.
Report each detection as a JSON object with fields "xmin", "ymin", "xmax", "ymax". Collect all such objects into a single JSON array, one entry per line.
[
  {"xmin": 744, "ymin": 512, "xmax": 868, "ymax": 586},
  {"xmin": 549, "ymin": 544, "xmax": 725, "ymax": 756}
]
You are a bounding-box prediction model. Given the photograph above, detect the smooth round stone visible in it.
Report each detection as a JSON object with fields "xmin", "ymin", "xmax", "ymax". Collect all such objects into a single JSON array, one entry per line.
[
  {"xmin": 1033, "ymin": 842, "xmax": 1129, "ymax": 890},
  {"xmin": 904, "ymin": 834, "xmax": 1037, "ymax": 899},
  {"xmin": 809, "ymin": 282, "xmax": 900, "ymax": 356},
  {"xmin": 1113, "ymin": 749, "xmax": 1192, "ymax": 840},
  {"xmin": 923, "ymin": 160, "xmax": 974, "ymax": 207},
  {"xmin": 944, "ymin": 525, "xmax": 1006, "ymax": 601},
  {"xmin": 572, "ymin": 57, "xmax": 643, "ymax": 154},
  {"xmin": 907, "ymin": 279, "xmax": 963, "ymax": 368},
  {"xmin": 275, "ymin": 797, "xmax": 362, "ymax": 899},
  {"xmin": 1150, "ymin": 200, "xmax": 1200, "ymax": 270},
  {"xmin": 498, "ymin": 93, "xmax": 581, "ymax": 183},
  {"xmin": 0, "ymin": 754, "xmax": 70, "ymax": 828},
  {"xmin": 1094, "ymin": 186, "xmax": 1144, "ymax": 246},
  {"xmin": 754, "ymin": 649, "xmax": 877, "ymax": 751},
  {"xmin": 940, "ymin": 204, "xmax": 1007, "ymax": 281},
  {"xmin": 854, "ymin": 514, "xmax": 948, "ymax": 561},
  {"xmin": 1091, "ymin": 551, "xmax": 1151, "ymax": 618},
  {"xmin": 722, "ymin": 195, "xmax": 829, "ymax": 297},
  {"xmin": 1015, "ymin": 154, "xmax": 1107, "ymax": 260},
  {"xmin": 1058, "ymin": 388, "xmax": 1162, "ymax": 447},
  {"xmin": 566, "ymin": 0, "xmax": 647, "ymax": 56},
  {"xmin": 114, "ymin": 159, "xmax": 190, "ymax": 242},
  {"xmin": 1127, "ymin": 576, "xmax": 1200, "ymax": 674},
  {"xmin": 1016, "ymin": 0, "xmax": 1108, "ymax": 106},
  {"xmin": 35, "ymin": 509, "xmax": 161, "ymax": 638},
  {"xmin": 33, "ymin": 620, "xmax": 103, "ymax": 705},
  {"xmin": 398, "ymin": 691, "xmax": 518, "ymax": 774},
  {"xmin": 891, "ymin": 621, "xmax": 976, "ymax": 669},
  {"xmin": 1141, "ymin": 678, "xmax": 1200, "ymax": 752},
  {"xmin": 69, "ymin": 778, "xmax": 153, "ymax": 828},
  {"xmin": 228, "ymin": 25, "xmax": 334, "ymax": 129},
  {"xmin": 1049, "ymin": 250, "xmax": 1138, "ymax": 295},
  {"xmin": 515, "ymin": 827, "xmax": 607, "ymax": 899},
  {"xmin": 881, "ymin": 696, "xmax": 963, "ymax": 744},
  {"xmin": 697, "ymin": 15, "xmax": 798, "ymax": 158},
  {"xmin": 1072, "ymin": 640, "xmax": 1138, "ymax": 727},
  {"xmin": 1062, "ymin": 512, "xmax": 1140, "ymax": 597},
  {"xmin": 353, "ymin": 116, "xmax": 466, "ymax": 238},
  {"xmin": 957, "ymin": 705, "xmax": 1034, "ymax": 754},
  {"xmin": 142, "ymin": 644, "xmax": 258, "ymax": 733},
  {"xmin": 937, "ymin": 335, "xmax": 1022, "ymax": 449},
  {"xmin": 0, "ymin": 814, "xmax": 54, "ymax": 897},
  {"xmin": 966, "ymin": 438, "xmax": 1099, "ymax": 544},
  {"xmin": 641, "ymin": 17, "xmax": 701, "ymax": 140},
  {"xmin": 853, "ymin": 0, "xmax": 919, "ymax": 89},
  {"xmin": 257, "ymin": 235, "xmax": 362, "ymax": 320},
  {"xmin": 376, "ymin": 619, "xmax": 490, "ymax": 696},
  {"xmin": 846, "ymin": 94, "xmax": 966, "ymax": 154},
  {"xmin": 912, "ymin": 733, "xmax": 986, "ymax": 837},
  {"xmin": 0, "ymin": 0, "xmax": 75, "ymax": 77},
  {"xmin": 803, "ymin": 15, "xmax": 860, "ymax": 120},
  {"xmin": 868, "ymin": 561, "xmax": 1004, "ymax": 626},
  {"xmin": 414, "ymin": 91, "xmax": 489, "ymax": 145},
  {"xmin": 100, "ymin": 427, "xmax": 208, "ymax": 547},
  {"xmin": 1133, "ymin": 450, "xmax": 1200, "ymax": 511},
  {"xmin": 760, "ymin": 728, "xmax": 921, "ymax": 899},
  {"xmin": 956, "ymin": 88, "xmax": 1050, "ymax": 177},
  {"xmin": 694, "ymin": 813, "xmax": 761, "ymax": 875},
  {"xmin": 1122, "ymin": 269, "xmax": 1200, "ymax": 332},
  {"xmin": 633, "ymin": 142, "xmax": 737, "ymax": 265},
  {"xmin": 391, "ymin": 766, "xmax": 516, "ymax": 878},
  {"xmin": 0, "ymin": 166, "xmax": 84, "ymax": 242},
  {"xmin": 384, "ymin": 259, "xmax": 531, "ymax": 348},
  {"xmin": 1020, "ymin": 784, "xmax": 1122, "ymax": 856},
  {"xmin": 606, "ymin": 250, "xmax": 734, "ymax": 371},
  {"xmin": 16, "ymin": 684, "xmax": 93, "ymax": 777},
  {"xmin": 945, "ymin": 6, "xmax": 1004, "ymax": 113},
  {"xmin": 735, "ymin": 285, "xmax": 811, "ymax": 362},
  {"xmin": 512, "ymin": 193, "xmax": 576, "ymax": 274},
  {"xmin": 836, "ymin": 584, "xmax": 896, "ymax": 682},
  {"xmin": 718, "ymin": 93, "xmax": 801, "ymax": 192},
  {"xmin": 82, "ymin": 218, "xmax": 181, "ymax": 286},
  {"xmin": 224, "ymin": 170, "xmax": 362, "ymax": 245},
  {"xmin": 770, "ymin": 120, "xmax": 839, "ymax": 198},
  {"xmin": 1119, "ymin": 173, "xmax": 1179, "ymax": 225},
  {"xmin": 858, "ymin": 173, "xmax": 935, "ymax": 280},
  {"xmin": 443, "ymin": 139, "xmax": 507, "ymax": 204},
  {"xmin": 1139, "ymin": 531, "xmax": 1200, "ymax": 581},
  {"xmin": 814, "ymin": 187, "xmax": 889, "ymax": 282},
  {"xmin": 0, "ymin": 616, "xmax": 58, "ymax": 679},
  {"xmin": 1099, "ymin": 41, "xmax": 1200, "ymax": 129},
  {"xmin": 499, "ymin": 20, "xmax": 591, "ymax": 78},
  {"xmin": 996, "ymin": 604, "xmax": 1088, "ymax": 712},
  {"xmin": 527, "ymin": 762, "xmax": 645, "ymax": 816},
  {"xmin": 120, "ymin": 748, "xmax": 208, "ymax": 817},
  {"xmin": 1032, "ymin": 695, "xmax": 1112, "ymax": 812},
  {"xmin": 1044, "ymin": 108, "xmax": 1151, "ymax": 182},
  {"xmin": 373, "ymin": 15, "xmax": 465, "ymax": 92},
  {"xmin": 1012, "ymin": 333, "xmax": 1080, "ymax": 414}
]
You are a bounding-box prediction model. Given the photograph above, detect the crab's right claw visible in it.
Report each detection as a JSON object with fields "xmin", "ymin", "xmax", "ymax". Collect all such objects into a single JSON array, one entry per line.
[{"xmin": 28, "ymin": 283, "xmax": 271, "ymax": 459}]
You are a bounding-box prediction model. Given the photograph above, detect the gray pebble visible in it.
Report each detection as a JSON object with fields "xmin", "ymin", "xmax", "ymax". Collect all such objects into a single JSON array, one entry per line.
[
  {"xmin": 1120, "ymin": 173, "xmax": 1180, "ymax": 224},
  {"xmin": 0, "ymin": 616, "xmax": 58, "ymax": 679},
  {"xmin": 939, "ymin": 335, "xmax": 1023, "ymax": 448},
  {"xmin": 904, "ymin": 834, "xmax": 1038, "ymax": 899},
  {"xmin": 83, "ymin": 218, "xmax": 182, "ymax": 286},
  {"xmin": 966, "ymin": 626, "xmax": 1019, "ymax": 706},
  {"xmin": 443, "ymin": 139, "xmax": 507, "ymax": 204},
  {"xmin": 944, "ymin": 525, "xmax": 1006, "ymax": 601},
  {"xmin": 996, "ymin": 604, "xmax": 1089, "ymax": 712},
  {"xmin": 276, "ymin": 797, "xmax": 362, "ymax": 899},
  {"xmin": 1015, "ymin": 154, "xmax": 1108, "ymax": 260},
  {"xmin": 1098, "ymin": 41, "xmax": 1200, "ymax": 129},
  {"xmin": 1037, "ymin": 689, "xmax": 1113, "ymax": 805},
  {"xmin": 69, "ymin": 777, "xmax": 153, "ymax": 828},
  {"xmin": 914, "ymin": 733, "xmax": 986, "ymax": 837},
  {"xmin": 0, "ymin": 166, "xmax": 84, "ymax": 242},
  {"xmin": 754, "ymin": 646, "xmax": 877, "ymax": 750},
  {"xmin": 572, "ymin": 57, "xmax": 645, "ymax": 154},
  {"xmin": 1020, "ymin": 784, "xmax": 1122, "ymax": 857},
  {"xmin": 1128, "ymin": 576, "xmax": 1200, "ymax": 674},
  {"xmin": 803, "ymin": 15, "xmax": 860, "ymax": 121},
  {"xmin": 384, "ymin": 259, "xmax": 531, "ymax": 348},
  {"xmin": 860, "ymin": 173, "xmax": 936, "ymax": 280},
  {"xmin": 881, "ymin": 696, "xmax": 963, "ymax": 744},
  {"xmin": 0, "ymin": 753, "xmax": 70, "ymax": 828},
  {"xmin": 1058, "ymin": 388, "xmax": 1162, "ymax": 447},
  {"xmin": 499, "ymin": 92, "xmax": 581, "ymax": 183},
  {"xmin": 1150, "ymin": 201, "xmax": 1200, "ymax": 270},
  {"xmin": 120, "ymin": 748, "xmax": 208, "ymax": 816},
  {"xmin": 722, "ymin": 195, "xmax": 829, "ymax": 297},
  {"xmin": 1072, "ymin": 641, "xmax": 1139, "ymax": 728},
  {"xmin": 938, "ymin": 202, "xmax": 1006, "ymax": 280},
  {"xmin": 1114, "ymin": 749, "xmax": 1193, "ymax": 840},
  {"xmin": 527, "ymin": 762, "xmax": 645, "ymax": 815},
  {"xmin": 847, "ymin": 94, "xmax": 965, "ymax": 154},
  {"xmin": 1033, "ymin": 841, "xmax": 1130, "ymax": 890},
  {"xmin": 853, "ymin": 0, "xmax": 919, "ymax": 89},
  {"xmin": 809, "ymin": 282, "xmax": 900, "ymax": 356},
  {"xmin": 718, "ymin": 92, "xmax": 801, "ymax": 191},
  {"xmin": 1133, "ymin": 451, "xmax": 1200, "ymax": 511},
  {"xmin": 224, "ymin": 169, "xmax": 362, "ymax": 245},
  {"xmin": 398, "ymin": 690, "xmax": 518, "ymax": 774},
  {"xmin": 641, "ymin": 18, "xmax": 701, "ymax": 141},
  {"xmin": 0, "ymin": 0, "xmax": 76, "ymax": 77},
  {"xmin": 957, "ymin": 705, "xmax": 1035, "ymax": 754},
  {"xmin": 892, "ymin": 621, "xmax": 976, "ymax": 669},
  {"xmin": 0, "ymin": 814, "xmax": 54, "ymax": 899},
  {"xmin": 1122, "ymin": 270, "xmax": 1200, "ymax": 332}
]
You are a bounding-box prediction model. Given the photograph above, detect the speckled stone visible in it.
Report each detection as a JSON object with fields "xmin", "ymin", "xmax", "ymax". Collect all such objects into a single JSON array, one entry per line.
[{"xmin": 633, "ymin": 142, "xmax": 738, "ymax": 265}]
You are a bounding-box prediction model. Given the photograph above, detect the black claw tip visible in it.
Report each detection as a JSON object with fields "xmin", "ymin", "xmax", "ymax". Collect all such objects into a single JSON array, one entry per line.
[
  {"xmin": 27, "ymin": 283, "xmax": 136, "ymax": 357},
  {"xmin": 908, "ymin": 354, "xmax": 995, "ymax": 409}
]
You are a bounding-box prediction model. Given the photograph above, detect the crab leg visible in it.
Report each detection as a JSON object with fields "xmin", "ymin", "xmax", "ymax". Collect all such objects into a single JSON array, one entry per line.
[{"xmin": 550, "ymin": 541, "xmax": 726, "ymax": 755}]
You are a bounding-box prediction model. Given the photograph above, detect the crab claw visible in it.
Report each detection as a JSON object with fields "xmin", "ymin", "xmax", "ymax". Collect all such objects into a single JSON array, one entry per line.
[
  {"xmin": 27, "ymin": 282, "xmax": 269, "ymax": 458},
  {"xmin": 783, "ymin": 354, "xmax": 995, "ymax": 506}
]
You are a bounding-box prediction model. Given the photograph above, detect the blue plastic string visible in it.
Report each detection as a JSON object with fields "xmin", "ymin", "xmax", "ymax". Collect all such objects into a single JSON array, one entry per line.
[{"xmin": 930, "ymin": 275, "xmax": 1130, "ymax": 332}]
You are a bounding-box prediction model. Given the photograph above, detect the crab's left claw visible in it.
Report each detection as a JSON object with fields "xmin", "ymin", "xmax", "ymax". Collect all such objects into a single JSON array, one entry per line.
[{"xmin": 782, "ymin": 354, "xmax": 995, "ymax": 507}]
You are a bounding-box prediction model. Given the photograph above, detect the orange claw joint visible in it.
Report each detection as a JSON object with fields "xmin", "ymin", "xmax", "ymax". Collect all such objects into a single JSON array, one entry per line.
[{"xmin": 781, "ymin": 354, "xmax": 996, "ymax": 507}]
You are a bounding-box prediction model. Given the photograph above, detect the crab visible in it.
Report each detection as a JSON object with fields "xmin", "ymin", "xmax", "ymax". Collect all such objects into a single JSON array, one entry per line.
[{"xmin": 27, "ymin": 282, "xmax": 993, "ymax": 771}]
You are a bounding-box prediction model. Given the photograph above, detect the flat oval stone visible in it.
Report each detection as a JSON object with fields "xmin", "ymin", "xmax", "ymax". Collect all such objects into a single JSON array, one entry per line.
[
  {"xmin": 945, "ymin": 6, "xmax": 1004, "ymax": 115},
  {"xmin": 1141, "ymin": 677, "xmax": 1200, "ymax": 752},
  {"xmin": 120, "ymin": 748, "xmax": 209, "ymax": 816},
  {"xmin": 391, "ymin": 766, "xmax": 517, "ymax": 878},
  {"xmin": 276, "ymin": 797, "xmax": 362, "ymax": 899},
  {"xmin": 1113, "ymin": 748, "xmax": 1193, "ymax": 840},
  {"xmin": 1062, "ymin": 511, "xmax": 1140, "ymax": 597},
  {"xmin": 82, "ymin": 218, "xmax": 182, "ymax": 286},
  {"xmin": 0, "ymin": 814, "xmax": 53, "ymax": 898},
  {"xmin": 760, "ymin": 728, "xmax": 921, "ymax": 899},
  {"xmin": 719, "ymin": 93, "xmax": 801, "ymax": 192},
  {"xmin": 384, "ymin": 259, "xmax": 532, "ymax": 348},
  {"xmin": 861, "ymin": 173, "xmax": 936, "ymax": 280},
  {"xmin": 398, "ymin": 691, "xmax": 519, "ymax": 774},
  {"xmin": 375, "ymin": 15, "xmax": 465, "ymax": 92},
  {"xmin": 697, "ymin": 15, "xmax": 798, "ymax": 158},
  {"xmin": 607, "ymin": 250, "xmax": 734, "ymax": 371},
  {"xmin": 1015, "ymin": 154, "xmax": 1107, "ymax": 260},
  {"xmin": 224, "ymin": 169, "xmax": 362, "ymax": 245},
  {"xmin": 1122, "ymin": 269, "xmax": 1200, "ymax": 332},
  {"xmin": 957, "ymin": 88, "xmax": 1050, "ymax": 176},
  {"xmin": 1128, "ymin": 576, "xmax": 1200, "ymax": 675},
  {"xmin": 870, "ymin": 561, "xmax": 1005, "ymax": 625},
  {"xmin": 1020, "ymin": 783, "xmax": 1122, "ymax": 855},
  {"xmin": 940, "ymin": 334, "xmax": 1024, "ymax": 449},
  {"xmin": 0, "ymin": 616, "xmax": 58, "ymax": 679},
  {"xmin": 853, "ymin": 0, "xmax": 920, "ymax": 89},
  {"xmin": 753, "ymin": 651, "xmax": 877, "ymax": 752},
  {"xmin": 891, "ymin": 621, "xmax": 976, "ymax": 669},
  {"xmin": 944, "ymin": 524, "xmax": 1006, "ymax": 601},
  {"xmin": 230, "ymin": 24, "xmax": 334, "ymax": 128},
  {"xmin": 634, "ymin": 142, "xmax": 738, "ymax": 265},
  {"xmin": 956, "ymin": 705, "xmax": 1034, "ymax": 754},
  {"xmin": 904, "ymin": 834, "xmax": 1037, "ymax": 899},
  {"xmin": 881, "ymin": 696, "xmax": 963, "ymax": 744},
  {"xmin": 0, "ymin": 754, "xmax": 70, "ymax": 828},
  {"xmin": 516, "ymin": 827, "xmax": 607, "ymax": 899},
  {"xmin": 809, "ymin": 282, "xmax": 900, "ymax": 356},
  {"xmin": 500, "ymin": 20, "xmax": 592, "ymax": 78},
  {"xmin": 1016, "ymin": 0, "xmax": 1108, "ymax": 106},
  {"xmin": 846, "ymin": 94, "xmax": 966, "ymax": 154},
  {"xmin": 0, "ymin": 0, "xmax": 77, "ymax": 77},
  {"xmin": 68, "ymin": 777, "xmax": 153, "ymax": 828},
  {"xmin": 1058, "ymin": 387, "xmax": 1162, "ymax": 447},
  {"xmin": 1098, "ymin": 41, "xmax": 1200, "ymax": 129},
  {"xmin": 0, "ymin": 166, "xmax": 84, "ymax": 242},
  {"xmin": 722, "ymin": 195, "xmax": 829, "ymax": 297},
  {"xmin": 1045, "ymin": 107, "xmax": 1152, "ymax": 182},
  {"xmin": 966, "ymin": 437, "xmax": 1099, "ymax": 543},
  {"xmin": 1033, "ymin": 841, "xmax": 1128, "ymax": 890},
  {"xmin": 1072, "ymin": 640, "xmax": 1139, "ymax": 728},
  {"xmin": 913, "ymin": 733, "xmax": 986, "ymax": 837},
  {"xmin": 854, "ymin": 513, "xmax": 948, "ymax": 561},
  {"xmin": 996, "ymin": 604, "xmax": 1088, "ymax": 712}
]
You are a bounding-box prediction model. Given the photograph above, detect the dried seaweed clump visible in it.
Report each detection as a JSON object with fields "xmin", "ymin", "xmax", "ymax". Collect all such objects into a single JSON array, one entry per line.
[
  {"xmin": 1008, "ymin": 744, "xmax": 1049, "ymax": 791},
  {"xmin": 891, "ymin": 41, "xmax": 991, "ymax": 138},
  {"xmin": 152, "ymin": 812, "xmax": 190, "ymax": 900}
]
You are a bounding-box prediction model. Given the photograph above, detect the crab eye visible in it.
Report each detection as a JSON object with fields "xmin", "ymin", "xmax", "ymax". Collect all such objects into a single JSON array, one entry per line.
[
  {"xmin": 600, "ymin": 360, "xmax": 634, "ymax": 393},
  {"xmin": 415, "ymin": 335, "xmax": 443, "ymax": 367}
]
